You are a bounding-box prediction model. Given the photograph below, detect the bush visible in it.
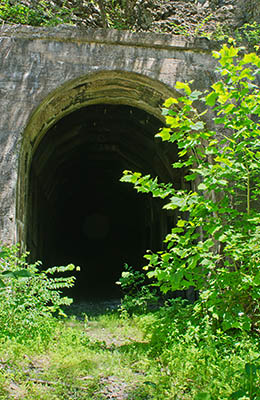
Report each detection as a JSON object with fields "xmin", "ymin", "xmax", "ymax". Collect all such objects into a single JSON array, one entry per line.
[
  {"xmin": 0, "ymin": 0, "xmax": 75, "ymax": 26},
  {"xmin": 141, "ymin": 299, "xmax": 260, "ymax": 399},
  {"xmin": 121, "ymin": 43, "xmax": 260, "ymax": 332},
  {"xmin": 0, "ymin": 244, "xmax": 76, "ymax": 343},
  {"xmin": 116, "ymin": 264, "xmax": 159, "ymax": 315}
]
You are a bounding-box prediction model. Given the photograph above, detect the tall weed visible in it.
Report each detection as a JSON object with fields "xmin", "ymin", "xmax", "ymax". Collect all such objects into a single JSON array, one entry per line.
[{"xmin": 0, "ymin": 244, "xmax": 76, "ymax": 343}]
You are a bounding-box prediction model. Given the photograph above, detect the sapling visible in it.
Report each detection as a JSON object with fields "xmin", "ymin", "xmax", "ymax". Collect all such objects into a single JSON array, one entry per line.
[{"xmin": 121, "ymin": 43, "xmax": 260, "ymax": 331}]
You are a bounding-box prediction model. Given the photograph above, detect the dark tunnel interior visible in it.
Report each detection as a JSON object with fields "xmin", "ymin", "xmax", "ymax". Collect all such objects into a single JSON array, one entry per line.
[{"xmin": 27, "ymin": 104, "xmax": 180, "ymax": 300}]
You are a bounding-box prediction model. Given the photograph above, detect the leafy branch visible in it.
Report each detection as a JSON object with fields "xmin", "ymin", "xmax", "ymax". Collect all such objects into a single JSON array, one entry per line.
[{"xmin": 121, "ymin": 43, "xmax": 260, "ymax": 332}]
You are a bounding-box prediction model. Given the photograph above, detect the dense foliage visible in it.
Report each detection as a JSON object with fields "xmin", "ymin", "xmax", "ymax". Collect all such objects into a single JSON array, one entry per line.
[
  {"xmin": 0, "ymin": 0, "xmax": 76, "ymax": 26},
  {"xmin": 121, "ymin": 43, "xmax": 260, "ymax": 333},
  {"xmin": 116, "ymin": 263, "xmax": 159, "ymax": 315},
  {"xmin": 0, "ymin": 0, "xmax": 134, "ymax": 28},
  {"xmin": 0, "ymin": 244, "xmax": 76, "ymax": 342},
  {"xmin": 143, "ymin": 300, "xmax": 260, "ymax": 400},
  {"xmin": 0, "ymin": 4, "xmax": 259, "ymax": 397}
]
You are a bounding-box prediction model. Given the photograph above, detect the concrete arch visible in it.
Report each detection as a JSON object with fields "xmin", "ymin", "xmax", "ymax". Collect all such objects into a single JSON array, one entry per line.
[
  {"xmin": 17, "ymin": 70, "xmax": 180, "ymax": 299},
  {"xmin": 17, "ymin": 70, "xmax": 178, "ymax": 246}
]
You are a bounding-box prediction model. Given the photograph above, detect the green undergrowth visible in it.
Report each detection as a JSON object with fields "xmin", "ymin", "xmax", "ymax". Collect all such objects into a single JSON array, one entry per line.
[
  {"xmin": 0, "ymin": 0, "xmax": 76, "ymax": 26},
  {"xmin": 0, "ymin": 301, "xmax": 259, "ymax": 400},
  {"xmin": 0, "ymin": 246, "xmax": 259, "ymax": 399}
]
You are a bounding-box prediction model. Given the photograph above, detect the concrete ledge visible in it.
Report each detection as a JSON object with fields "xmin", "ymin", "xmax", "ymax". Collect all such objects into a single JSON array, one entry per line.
[{"xmin": 0, "ymin": 24, "xmax": 219, "ymax": 52}]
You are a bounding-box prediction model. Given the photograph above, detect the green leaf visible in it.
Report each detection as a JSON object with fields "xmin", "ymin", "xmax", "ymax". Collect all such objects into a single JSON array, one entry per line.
[
  {"xmin": 219, "ymin": 179, "xmax": 228, "ymax": 186},
  {"xmin": 175, "ymin": 81, "xmax": 192, "ymax": 95},
  {"xmin": 2, "ymin": 271, "xmax": 16, "ymax": 278},
  {"xmin": 224, "ymin": 104, "xmax": 235, "ymax": 113},
  {"xmin": 163, "ymin": 97, "xmax": 179, "ymax": 107},
  {"xmin": 185, "ymin": 173, "xmax": 198, "ymax": 181},
  {"xmin": 254, "ymin": 272, "xmax": 260, "ymax": 285},
  {"xmin": 198, "ymin": 183, "xmax": 207, "ymax": 191},
  {"xmin": 206, "ymin": 91, "xmax": 218, "ymax": 106},
  {"xmin": 242, "ymin": 52, "xmax": 260, "ymax": 65},
  {"xmin": 0, "ymin": 250, "xmax": 8, "ymax": 258},
  {"xmin": 169, "ymin": 196, "xmax": 185, "ymax": 208},
  {"xmin": 0, "ymin": 279, "xmax": 5, "ymax": 288},
  {"xmin": 230, "ymin": 389, "xmax": 247, "ymax": 399},
  {"xmin": 219, "ymin": 44, "xmax": 239, "ymax": 60},
  {"xmin": 178, "ymin": 149, "xmax": 187, "ymax": 157},
  {"xmin": 189, "ymin": 90, "xmax": 202, "ymax": 101},
  {"xmin": 143, "ymin": 381, "xmax": 157, "ymax": 388},
  {"xmin": 212, "ymin": 81, "xmax": 225, "ymax": 95},
  {"xmin": 215, "ymin": 156, "xmax": 233, "ymax": 167},
  {"xmin": 169, "ymin": 227, "xmax": 184, "ymax": 234},
  {"xmin": 172, "ymin": 162, "xmax": 185, "ymax": 168},
  {"xmin": 121, "ymin": 171, "xmax": 141, "ymax": 183},
  {"xmin": 245, "ymin": 363, "xmax": 257, "ymax": 377},
  {"xmin": 188, "ymin": 254, "xmax": 200, "ymax": 269},
  {"xmin": 239, "ymin": 68, "xmax": 254, "ymax": 81},
  {"xmin": 214, "ymin": 117, "xmax": 226, "ymax": 124},
  {"xmin": 165, "ymin": 116, "xmax": 180, "ymax": 127},
  {"xmin": 194, "ymin": 393, "xmax": 211, "ymax": 400},
  {"xmin": 218, "ymin": 234, "xmax": 227, "ymax": 242},
  {"xmin": 191, "ymin": 121, "xmax": 204, "ymax": 131},
  {"xmin": 177, "ymin": 219, "xmax": 186, "ymax": 227},
  {"xmin": 14, "ymin": 269, "xmax": 32, "ymax": 278},
  {"xmin": 155, "ymin": 128, "xmax": 171, "ymax": 141}
]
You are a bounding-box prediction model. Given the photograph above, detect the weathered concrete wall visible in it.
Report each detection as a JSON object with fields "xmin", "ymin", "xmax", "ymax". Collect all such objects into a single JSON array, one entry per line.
[{"xmin": 0, "ymin": 25, "xmax": 218, "ymax": 245}]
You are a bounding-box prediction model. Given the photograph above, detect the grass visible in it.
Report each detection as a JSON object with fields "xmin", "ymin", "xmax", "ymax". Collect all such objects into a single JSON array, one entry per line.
[{"xmin": 0, "ymin": 299, "xmax": 259, "ymax": 400}]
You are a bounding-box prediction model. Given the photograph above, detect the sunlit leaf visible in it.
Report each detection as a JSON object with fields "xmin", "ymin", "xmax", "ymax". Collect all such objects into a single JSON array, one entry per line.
[
  {"xmin": 175, "ymin": 81, "xmax": 192, "ymax": 95},
  {"xmin": 206, "ymin": 91, "xmax": 218, "ymax": 106},
  {"xmin": 198, "ymin": 183, "xmax": 207, "ymax": 191},
  {"xmin": 155, "ymin": 128, "xmax": 171, "ymax": 141},
  {"xmin": 163, "ymin": 97, "xmax": 179, "ymax": 107}
]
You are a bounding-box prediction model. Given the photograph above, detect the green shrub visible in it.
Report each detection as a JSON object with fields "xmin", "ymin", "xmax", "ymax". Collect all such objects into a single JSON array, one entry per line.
[
  {"xmin": 140, "ymin": 299, "xmax": 260, "ymax": 399},
  {"xmin": 235, "ymin": 22, "xmax": 260, "ymax": 49},
  {"xmin": 0, "ymin": 244, "xmax": 76, "ymax": 343},
  {"xmin": 121, "ymin": 43, "xmax": 260, "ymax": 332},
  {"xmin": 0, "ymin": 0, "xmax": 75, "ymax": 26},
  {"xmin": 117, "ymin": 264, "xmax": 159, "ymax": 315}
]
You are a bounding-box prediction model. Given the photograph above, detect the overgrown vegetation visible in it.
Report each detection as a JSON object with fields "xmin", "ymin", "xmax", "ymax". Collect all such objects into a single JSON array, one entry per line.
[
  {"xmin": 0, "ymin": 295, "xmax": 259, "ymax": 399},
  {"xmin": 0, "ymin": 0, "xmax": 76, "ymax": 26},
  {"xmin": 116, "ymin": 263, "xmax": 159, "ymax": 316},
  {"xmin": 0, "ymin": 244, "xmax": 76, "ymax": 343},
  {"xmin": 0, "ymin": 43, "xmax": 260, "ymax": 398},
  {"xmin": 122, "ymin": 42, "xmax": 260, "ymax": 335},
  {"xmin": 0, "ymin": 0, "xmax": 134, "ymax": 28}
]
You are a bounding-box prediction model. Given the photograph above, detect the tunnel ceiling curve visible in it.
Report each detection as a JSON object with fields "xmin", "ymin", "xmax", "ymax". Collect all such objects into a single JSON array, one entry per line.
[{"xmin": 33, "ymin": 104, "xmax": 177, "ymax": 205}]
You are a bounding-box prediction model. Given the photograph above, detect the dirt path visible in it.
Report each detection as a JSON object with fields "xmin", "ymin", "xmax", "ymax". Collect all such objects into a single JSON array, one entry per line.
[
  {"xmin": 1, "ymin": 299, "xmax": 158, "ymax": 400},
  {"xmin": 62, "ymin": 300, "xmax": 153, "ymax": 400}
]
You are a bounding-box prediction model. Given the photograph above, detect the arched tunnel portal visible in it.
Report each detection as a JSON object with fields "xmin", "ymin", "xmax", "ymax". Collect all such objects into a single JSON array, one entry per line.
[{"xmin": 17, "ymin": 72, "xmax": 181, "ymax": 300}]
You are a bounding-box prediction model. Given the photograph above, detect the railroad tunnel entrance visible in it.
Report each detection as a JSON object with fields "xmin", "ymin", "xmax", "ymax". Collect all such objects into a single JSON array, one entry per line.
[
  {"xmin": 17, "ymin": 72, "xmax": 181, "ymax": 300},
  {"xmin": 26, "ymin": 104, "xmax": 180, "ymax": 299}
]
